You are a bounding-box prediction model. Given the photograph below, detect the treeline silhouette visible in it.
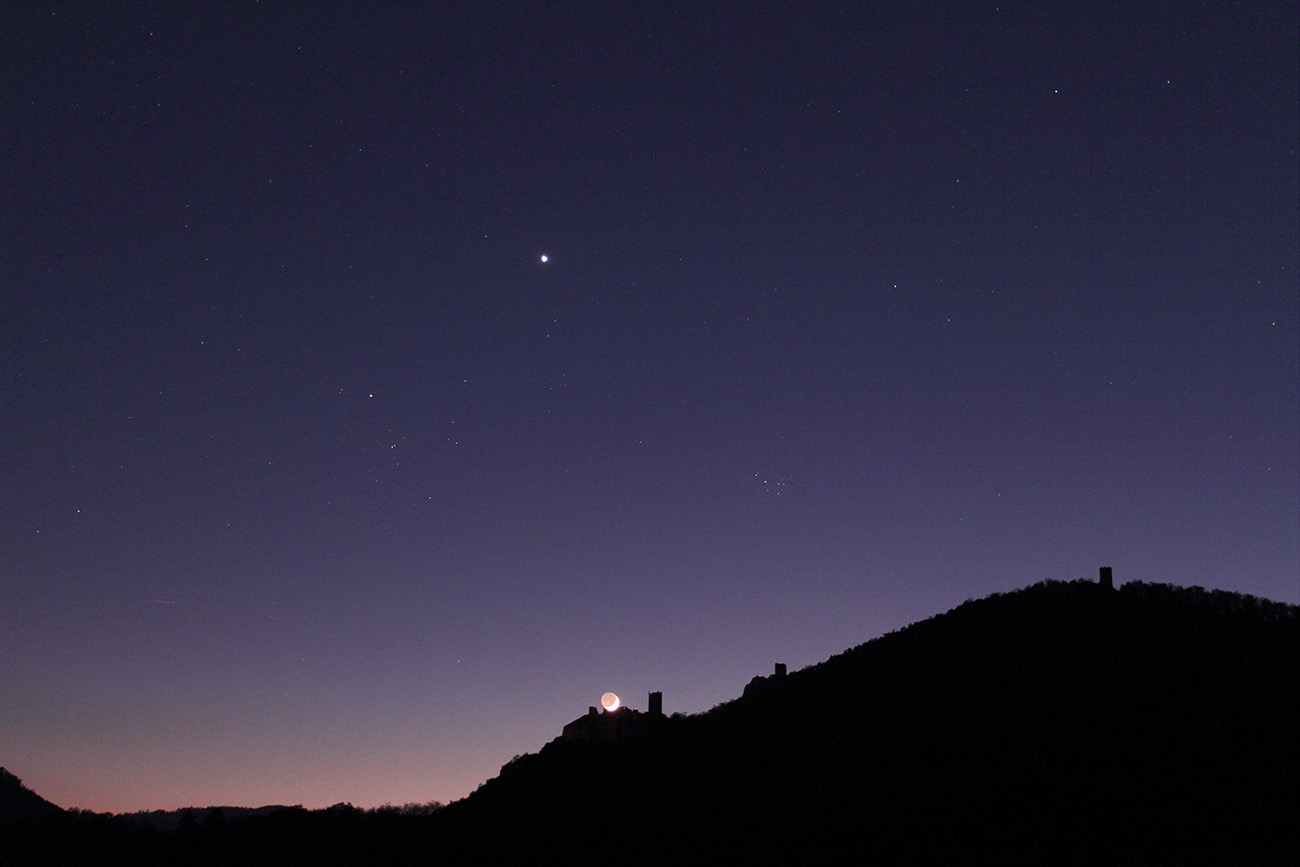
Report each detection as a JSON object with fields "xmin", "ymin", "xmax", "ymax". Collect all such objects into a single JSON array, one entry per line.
[{"xmin": 3, "ymin": 579, "xmax": 1297, "ymax": 865}]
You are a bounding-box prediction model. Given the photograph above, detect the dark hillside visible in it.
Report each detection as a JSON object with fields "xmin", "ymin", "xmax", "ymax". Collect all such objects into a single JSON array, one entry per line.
[
  {"xmin": 433, "ymin": 579, "xmax": 1299, "ymax": 865},
  {"xmin": 0, "ymin": 767, "xmax": 64, "ymax": 832},
  {"xmin": 0, "ymin": 767, "xmax": 78, "ymax": 864}
]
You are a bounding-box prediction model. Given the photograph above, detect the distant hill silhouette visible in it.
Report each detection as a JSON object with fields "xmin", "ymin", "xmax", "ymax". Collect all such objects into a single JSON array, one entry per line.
[
  {"xmin": 5, "ymin": 578, "xmax": 1298, "ymax": 865},
  {"xmin": 117, "ymin": 803, "xmax": 297, "ymax": 833}
]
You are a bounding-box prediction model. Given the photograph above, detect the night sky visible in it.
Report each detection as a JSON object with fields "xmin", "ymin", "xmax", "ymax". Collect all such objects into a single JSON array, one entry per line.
[{"xmin": 3, "ymin": 3, "xmax": 1297, "ymax": 813}]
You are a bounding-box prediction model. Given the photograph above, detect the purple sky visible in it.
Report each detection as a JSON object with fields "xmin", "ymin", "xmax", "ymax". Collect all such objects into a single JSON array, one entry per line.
[{"xmin": 3, "ymin": 3, "xmax": 1297, "ymax": 812}]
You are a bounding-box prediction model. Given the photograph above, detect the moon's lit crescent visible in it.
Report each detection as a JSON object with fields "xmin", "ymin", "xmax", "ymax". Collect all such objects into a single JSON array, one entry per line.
[{"xmin": 600, "ymin": 692, "xmax": 620, "ymax": 711}]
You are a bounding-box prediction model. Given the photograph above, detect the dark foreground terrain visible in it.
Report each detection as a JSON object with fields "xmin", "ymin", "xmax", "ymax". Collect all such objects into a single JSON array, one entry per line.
[{"xmin": 4, "ymin": 578, "xmax": 1298, "ymax": 865}]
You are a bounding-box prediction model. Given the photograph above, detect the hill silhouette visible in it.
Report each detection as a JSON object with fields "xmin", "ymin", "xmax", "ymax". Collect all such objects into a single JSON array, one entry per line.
[
  {"xmin": 431, "ymin": 577, "xmax": 1299, "ymax": 864},
  {"xmin": 0, "ymin": 767, "xmax": 66, "ymax": 845},
  {"xmin": 4, "ymin": 576, "xmax": 1298, "ymax": 865}
]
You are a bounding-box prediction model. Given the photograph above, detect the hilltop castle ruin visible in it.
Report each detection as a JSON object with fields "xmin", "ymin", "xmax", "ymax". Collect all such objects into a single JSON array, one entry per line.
[{"xmin": 561, "ymin": 691, "xmax": 665, "ymax": 744}]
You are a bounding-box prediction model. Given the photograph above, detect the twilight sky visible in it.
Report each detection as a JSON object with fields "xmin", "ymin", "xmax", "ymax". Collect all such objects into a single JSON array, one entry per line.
[{"xmin": 2, "ymin": 2, "xmax": 1297, "ymax": 813}]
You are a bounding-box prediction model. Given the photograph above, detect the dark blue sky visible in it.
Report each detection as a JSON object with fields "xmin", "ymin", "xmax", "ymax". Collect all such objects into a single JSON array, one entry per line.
[{"xmin": 3, "ymin": 2, "xmax": 1297, "ymax": 811}]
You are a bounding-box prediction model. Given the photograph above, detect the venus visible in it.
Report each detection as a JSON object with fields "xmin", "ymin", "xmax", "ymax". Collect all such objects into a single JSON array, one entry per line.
[{"xmin": 539, "ymin": 253, "xmax": 549, "ymax": 263}]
